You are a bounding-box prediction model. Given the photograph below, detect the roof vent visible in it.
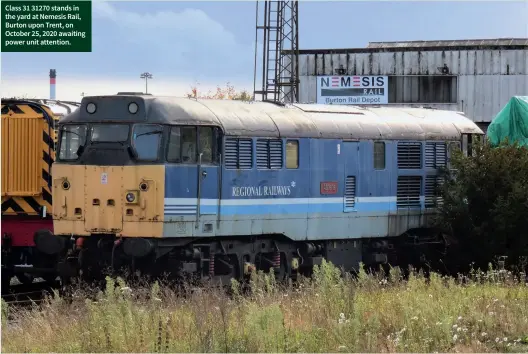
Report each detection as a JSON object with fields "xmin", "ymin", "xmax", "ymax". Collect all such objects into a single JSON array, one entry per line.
[{"xmin": 116, "ymin": 92, "xmax": 151, "ymax": 95}]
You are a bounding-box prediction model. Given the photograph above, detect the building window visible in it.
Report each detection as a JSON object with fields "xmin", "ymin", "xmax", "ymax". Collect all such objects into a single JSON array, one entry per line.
[
  {"xmin": 286, "ymin": 140, "xmax": 299, "ymax": 169},
  {"xmin": 373, "ymin": 141, "xmax": 385, "ymax": 170},
  {"xmin": 388, "ymin": 75, "xmax": 457, "ymax": 104}
]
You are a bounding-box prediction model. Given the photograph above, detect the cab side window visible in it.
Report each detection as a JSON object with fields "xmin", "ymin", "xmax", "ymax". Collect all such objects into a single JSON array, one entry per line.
[
  {"xmin": 181, "ymin": 127, "xmax": 197, "ymax": 163},
  {"xmin": 167, "ymin": 127, "xmax": 182, "ymax": 162},
  {"xmin": 198, "ymin": 127, "xmax": 213, "ymax": 164},
  {"xmin": 166, "ymin": 125, "xmax": 220, "ymax": 164}
]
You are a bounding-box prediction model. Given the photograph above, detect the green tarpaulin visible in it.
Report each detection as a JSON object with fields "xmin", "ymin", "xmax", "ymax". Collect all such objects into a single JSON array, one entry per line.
[{"xmin": 487, "ymin": 96, "xmax": 528, "ymax": 147}]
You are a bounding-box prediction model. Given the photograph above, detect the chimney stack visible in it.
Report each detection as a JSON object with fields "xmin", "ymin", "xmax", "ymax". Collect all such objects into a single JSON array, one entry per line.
[{"xmin": 49, "ymin": 69, "xmax": 56, "ymax": 100}]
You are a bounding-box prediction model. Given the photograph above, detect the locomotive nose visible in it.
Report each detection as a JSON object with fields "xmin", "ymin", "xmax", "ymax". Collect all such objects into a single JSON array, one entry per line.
[{"xmin": 83, "ymin": 166, "xmax": 125, "ymax": 234}]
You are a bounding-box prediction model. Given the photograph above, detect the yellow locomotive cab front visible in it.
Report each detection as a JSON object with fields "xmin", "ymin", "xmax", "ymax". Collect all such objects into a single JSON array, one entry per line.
[{"xmin": 52, "ymin": 164, "xmax": 165, "ymax": 238}]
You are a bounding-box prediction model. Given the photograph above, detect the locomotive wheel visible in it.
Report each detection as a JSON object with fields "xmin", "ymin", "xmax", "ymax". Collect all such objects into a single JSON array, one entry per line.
[
  {"xmin": 2, "ymin": 270, "xmax": 12, "ymax": 294},
  {"xmin": 43, "ymin": 275, "xmax": 58, "ymax": 284}
]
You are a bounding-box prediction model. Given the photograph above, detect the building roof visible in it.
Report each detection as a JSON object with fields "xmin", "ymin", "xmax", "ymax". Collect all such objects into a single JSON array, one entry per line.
[
  {"xmin": 289, "ymin": 38, "xmax": 528, "ymax": 55},
  {"xmin": 62, "ymin": 95, "xmax": 483, "ymax": 141},
  {"xmin": 367, "ymin": 38, "xmax": 528, "ymax": 49}
]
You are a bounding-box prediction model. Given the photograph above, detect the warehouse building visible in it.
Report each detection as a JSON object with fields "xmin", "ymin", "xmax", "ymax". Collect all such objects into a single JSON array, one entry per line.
[{"xmin": 296, "ymin": 38, "xmax": 528, "ymax": 131}]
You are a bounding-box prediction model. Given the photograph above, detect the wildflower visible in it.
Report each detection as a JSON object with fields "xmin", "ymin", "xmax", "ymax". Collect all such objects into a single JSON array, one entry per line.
[
  {"xmin": 411, "ymin": 316, "xmax": 418, "ymax": 321},
  {"xmin": 481, "ymin": 332, "xmax": 487, "ymax": 337},
  {"xmin": 429, "ymin": 294, "xmax": 433, "ymax": 298},
  {"xmin": 452, "ymin": 324, "xmax": 458, "ymax": 329},
  {"xmin": 453, "ymin": 334, "xmax": 458, "ymax": 341},
  {"xmin": 435, "ymin": 322, "xmax": 442, "ymax": 325},
  {"xmin": 503, "ymin": 337, "xmax": 507, "ymax": 342},
  {"xmin": 495, "ymin": 337, "xmax": 500, "ymax": 343},
  {"xmin": 488, "ymin": 311, "xmax": 495, "ymax": 316},
  {"xmin": 457, "ymin": 316, "xmax": 463, "ymax": 321},
  {"xmin": 456, "ymin": 327, "xmax": 462, "ymax": 332}
]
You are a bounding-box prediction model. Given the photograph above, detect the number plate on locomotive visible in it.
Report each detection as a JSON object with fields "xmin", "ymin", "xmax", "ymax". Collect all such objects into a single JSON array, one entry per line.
[{"xmin": 320, "ymin": 181, "xmax": 338, "ymax": 195}]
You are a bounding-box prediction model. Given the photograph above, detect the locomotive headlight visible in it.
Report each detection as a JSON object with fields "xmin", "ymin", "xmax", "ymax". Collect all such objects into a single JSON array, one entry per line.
[
  {"xmin": 126, "ymin": 192, "xmax": 135, "ymax": 203},
  {"xmin": 86, "ymin": 102, "xmax": 97, "ymax": 114},
  {"xmin": 128, "ymin": 102, "xmax": 139, "ymax": 114},
  {"xmin": 125, "ymin": 191, "xmax": 139, "ymax": 204}
]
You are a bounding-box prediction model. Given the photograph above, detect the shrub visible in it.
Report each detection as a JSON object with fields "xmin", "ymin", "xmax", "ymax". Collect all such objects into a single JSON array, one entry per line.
[{"xmin": 436, "ymin": 139, "xmax": 528, "ymax": 273}]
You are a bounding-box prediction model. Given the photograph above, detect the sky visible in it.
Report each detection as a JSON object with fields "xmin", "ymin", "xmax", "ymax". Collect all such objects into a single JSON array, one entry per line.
[{"xmin": 2, "ymin": 0, "xmax": 527, "ymax": 101}]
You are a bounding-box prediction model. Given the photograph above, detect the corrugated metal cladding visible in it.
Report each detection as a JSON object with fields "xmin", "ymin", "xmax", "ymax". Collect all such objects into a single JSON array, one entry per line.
[{"xmin": 294, "ymin": 39, "xmax": 528, "ymax": 128}]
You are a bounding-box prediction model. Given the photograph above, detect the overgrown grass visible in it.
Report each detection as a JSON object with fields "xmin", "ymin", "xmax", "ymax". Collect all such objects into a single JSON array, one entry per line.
[{"xmin": 2, "ymin": 261, "xmax": 528, "ymax": 353}]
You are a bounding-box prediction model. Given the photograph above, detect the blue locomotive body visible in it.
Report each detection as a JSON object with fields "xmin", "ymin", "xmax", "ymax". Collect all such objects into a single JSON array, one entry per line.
[
  {"xmin": 163, "ymin": 138, "xmax": 449, "ymax": 241},
  {"xmin": 50, "ymin": 96, "xmax": 484, "ymax": 282}
]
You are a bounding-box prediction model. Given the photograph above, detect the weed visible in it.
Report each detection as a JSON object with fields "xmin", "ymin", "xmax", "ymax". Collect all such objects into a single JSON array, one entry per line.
[{"xmin": 2, "ymin": 261, "xmax": 527, "ymax": 353}]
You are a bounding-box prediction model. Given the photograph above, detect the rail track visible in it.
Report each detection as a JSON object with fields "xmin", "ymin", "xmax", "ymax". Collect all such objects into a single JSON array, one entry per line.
[{"xmin": 2, "ymin": 279, "xmax": 60, "ymax": 307}]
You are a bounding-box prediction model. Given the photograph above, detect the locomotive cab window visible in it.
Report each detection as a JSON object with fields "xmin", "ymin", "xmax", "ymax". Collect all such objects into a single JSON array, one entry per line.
[
  {"xmin": 58, "ymin": 124, "xmax": 87, "ymax": 160},
  {"xmin": 181, "ymin": 127, "xmax": 197, "ymax": 163},
  {"xmin": 167, "ymin": 126, "xmax": 220, "ymax": 164},
  {"xmin": 198, "ymin": 127, "xmax": 214, "ymax": 164},
  {"xmin": 374, "ymin": 141, "xmax": 386, "ymax": 170},
  {"xmin": 91, "ymin": 124, "xmax": 130, "ymax": 142},
  {"xmin": 132, "ymin": 124, "xmax": 162, "ymax": 161},
  {"xmin": 286, "ymin": 140, "xmax": 299, "ymax": 169},
  {"xmin": 167, "ymin": 127, "xmax": 182, "ymax": 163}
]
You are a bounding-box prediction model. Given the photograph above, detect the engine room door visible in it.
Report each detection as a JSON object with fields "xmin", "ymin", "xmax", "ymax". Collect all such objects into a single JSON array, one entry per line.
[{"xmin": 342, "ymin": 141, "xmax": 359, "ymax": 212}]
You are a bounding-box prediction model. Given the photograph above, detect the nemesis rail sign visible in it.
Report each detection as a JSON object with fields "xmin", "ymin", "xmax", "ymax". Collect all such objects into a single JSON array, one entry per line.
[{"xmin": 316, "ymin": 75, "xmax": 388, "ymax": 105}]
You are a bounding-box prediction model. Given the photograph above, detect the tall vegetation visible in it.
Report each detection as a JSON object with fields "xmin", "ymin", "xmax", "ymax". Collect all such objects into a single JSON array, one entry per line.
[
  {"xmin": 2, "ymin": 262, "xmax": 528, "ymax": 353},
  {"xmin": 436, "ymin": 139, "xmax": 528, "ymax": 274},
  {"xmin": 186, "ymin": 82, "xmax": 253, "ymax": 101}
]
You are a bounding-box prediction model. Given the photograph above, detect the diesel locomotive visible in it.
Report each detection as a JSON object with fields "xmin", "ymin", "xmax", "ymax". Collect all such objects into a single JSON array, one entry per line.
[
  {"xmin": 35, "ymin": 94, "xmax": 484, "ymax": 283},
  {"xmin": 1, "ymin": 98, "xmax": 80, "ymax": 291}
]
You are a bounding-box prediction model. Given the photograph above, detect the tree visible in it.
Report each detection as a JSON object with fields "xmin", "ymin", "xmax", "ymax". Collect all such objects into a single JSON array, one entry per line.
[
  {"xmin": 186, "ymin": 82, "xmax": 253, "ymax": 101},
  {"xmin": 435, "ymin": 139, "xmax": 528, "ymax": 274}
]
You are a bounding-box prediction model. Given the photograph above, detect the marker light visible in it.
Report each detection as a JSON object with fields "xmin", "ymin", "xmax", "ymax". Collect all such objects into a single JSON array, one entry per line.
[
  {"xmin": 126, "ymin": 192, "xmax": 136, "ymax": 203},
  {"xmin": 86, "ymin": 102, "xmax": 97, "ymax": 114},
  {"xmin": 128, "ymin": 102, "xmax": 139, "ymax": 114}
]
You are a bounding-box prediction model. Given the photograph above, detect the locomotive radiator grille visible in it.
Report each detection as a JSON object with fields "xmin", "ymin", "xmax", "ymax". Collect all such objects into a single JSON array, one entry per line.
[
  {"xmin": 425, "ymin": 142, "xmax": 447, "ymax": 169},
  {"xmin": 425, "ymin": 176, "xmax": 444, "ymax": 208},
  {"xmin": 345, "ymin": 176, "xmax": 356, "ymax": 208},
  {"xmin": 256, "ymin": 139, "xmax": 283, "ymax": 169},
  {"xmin": 397, "ymin": 142, "xmax": 422, "ymax": 169},
  {"xmin": 397, "ymin": 176, "xmax": 422, "ymax": 208},
  {"xmin": 225, "ymin": 138, "xmax": 253, "ymax": 170}
]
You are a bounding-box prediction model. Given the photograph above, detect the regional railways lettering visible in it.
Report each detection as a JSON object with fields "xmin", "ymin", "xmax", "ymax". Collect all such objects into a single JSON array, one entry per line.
[{"xmin": 232, "ymin": 185, "xmax": 292, "ymax": 197}]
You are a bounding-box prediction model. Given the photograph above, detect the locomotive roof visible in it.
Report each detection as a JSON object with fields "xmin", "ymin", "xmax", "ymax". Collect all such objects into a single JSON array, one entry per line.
[{"xmin": 61, "ymin": 95, "xmax": 484, "ymax": 140}]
